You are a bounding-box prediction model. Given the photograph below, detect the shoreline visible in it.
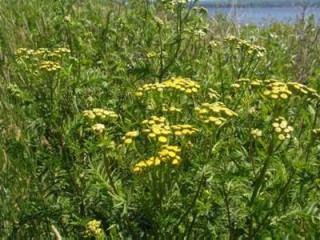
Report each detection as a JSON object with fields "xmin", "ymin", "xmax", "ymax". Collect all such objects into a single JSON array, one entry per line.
[{"xmin": 196, "ymin": 3, "xmax": 320, "ymax": 8}]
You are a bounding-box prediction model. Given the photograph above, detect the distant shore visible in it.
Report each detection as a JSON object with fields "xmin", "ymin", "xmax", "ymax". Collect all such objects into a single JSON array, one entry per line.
[{"xmin": 196, "ymin": 3, "xmax": 320, "ymax": 8}]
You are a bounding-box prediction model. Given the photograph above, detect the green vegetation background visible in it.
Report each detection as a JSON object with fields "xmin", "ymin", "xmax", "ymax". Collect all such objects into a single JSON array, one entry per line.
[{"xmin": 0, "ymin": 0, "xmax": 320, "ymax": 239}]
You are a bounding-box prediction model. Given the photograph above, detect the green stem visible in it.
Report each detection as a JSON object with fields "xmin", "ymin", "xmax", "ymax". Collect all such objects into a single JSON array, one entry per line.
[
  {"xmin": 151, "ymin": 146, "xmax": 160, "ymax": 211},
  {"xmin": 158, "ymin": 26, "xmax": 164, "ymax": 82},
  {"xmin": 217, "ymin": 51, "xmax": 225, "ymax": 102},
  {"xmin": 174, "ymin": 173, "xmax": 206, "ymax": 236},
  {"xmin": 298, "ymin": 100, "xmax": 319, "ymax": 203},
  {"xmin": 222, "ymin": 184, "xmax": 235, "ymax": 240},
  {"xmin": 248, "ymin": 170, "xmax": 296, "ymax": 239},
  {"xmin": 305, "ymin": 100, "xmax": 319, "ymax": 163},
  {"xmin": 250, "ymin": 141, "xmax": 274, "ymax": 205},
  {"xmin": 237, "ymin": 53, "xmax": 255, "ymax": 79},
  {"xmin": 102, "ymin": 150, "xmax": 118, "ymax": 195},
  {"xmin": 249, "ymin": 139, "xmax": 256, "ymax": 177},
  {"xmin": 185, "ymin": 211, "xmax": 198, "ymax": 239},
  {"xmin": 248, "ymin": 139, "xmax": 274, "ymax": 238}
]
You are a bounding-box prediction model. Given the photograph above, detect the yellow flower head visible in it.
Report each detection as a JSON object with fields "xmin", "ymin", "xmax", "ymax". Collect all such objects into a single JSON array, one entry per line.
[
  {"xmin": 158, "ymin": 136, "xmax": 168, "ymax": 143},
  {"xmin": 287, "ymin": 82, "xmax": 320, "ymax": 99},
  {"xmin": 125, "ymin": 131, "xmax": 139, "ymax": 138},
  {"xmin": 133, "ymin": 145, "xmax": 182, "ymax": 173},
  {"xmin": 123, "ymin": 131, "xmax": 139, "ymax": 145},
  {"xmin": 272, "ymin": 117, "xmax": 293, "ymax": 140},
  {"xmin": 83, "ymin": 108, "xmax": 117, "ymax": 120},
  {"xmin": 195, "ymin": 102, "xmax": 237, "ymax": 125},
  {"xmin": 91, "ymin": 123, "xmax": 105, "ymax": 133},
  {"xmin": 135, "ymin": 77, "xmax": 200, "ymax": 96},
  {"xmin": 251, "ymin": 128, "xmax": 262, "ymax": 138},
  {"xmin": 84, "ymin": 220, "xmax": 103, "ymax": 238},
  {"xmin": 171, "ymin": 124, "xmax": 199, "ymax": 136}
]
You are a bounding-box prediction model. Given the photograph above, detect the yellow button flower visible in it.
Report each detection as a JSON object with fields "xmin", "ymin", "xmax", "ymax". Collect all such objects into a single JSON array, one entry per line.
[
  {"xmin": 174, "ymin": 131, "xmax": 182, "ymax": 136},
  {"xmin": 148, "ymin": 133, "xmax": 156, "ymax": 138},
  {"xmin": 158, "ymin": 136, "xmax": 168, "ymax": 143},
  {"xmin": 278, "ymin": 134, "xmax": 285, "ymax": 140},
  {"xmin": 124, "ymin": 138, "xmax": 133, "ymax": 145}
]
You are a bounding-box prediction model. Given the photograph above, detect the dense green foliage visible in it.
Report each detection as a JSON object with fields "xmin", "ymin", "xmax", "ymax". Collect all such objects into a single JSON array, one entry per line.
[{"xmin": 1, "ymin": 0, "xmax": 320, "ymax": 239}]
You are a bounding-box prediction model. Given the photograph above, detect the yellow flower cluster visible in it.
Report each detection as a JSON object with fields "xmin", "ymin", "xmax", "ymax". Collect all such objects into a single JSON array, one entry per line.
[
  {"xmin": 208, "ymin": 40, "xmax": 222, "ymax": 49},
  {"xmin": 124, "ymin": 115, "xmax": 199, "ymax": 147},
  {"xmin": 147, "ymin": 51, "xmax": 157, "ymax": 58},
  {"xmin": 171, "ymin": 124, "xmax": 199, "ymax": 136},
  {"xmin": 139, "ymin": 116, "xmax": 199, "ymax": 143},
  {"xmin": 160, "ymin": 0, "xmax": 188, "ymax": 10},
  {"xmin": 287, "ymin": 82, "xmax": 320, "ymax": 99},
  {"xmin": 158, "ymin": 145, "xmax": 181, "ymax": 165},
  {"xmin": 225, "ymin": 36, "xmax": 266, "ymax": 58},
  {"xmin": 312, "ymin": 128, "xmax": 320, "ymax": 135},
  {"xmin": 231, "ymin": 78, "xmax": 250, "ymax": 89},
  {"xmin": 250, "ymin": 128, "xmax": 262, "ymax": 138},
  {"xmin": 142, "ymin": 116, "xmax": 171, "ymax": 144},
  {"xmin": 163, "ymin": 77, "xmax": 200, "ymax": 93},
  {"xmin": 231, "ymin": 79, "xmax": 320, "ymax": 100},
  {"xmin": 208, "ymin": 88, "xmax": 221, "ymax": 100},
  {"xmin": 250, "ymin": 79, "xmax": 264, "ymax": 87},
  {"xmin": 135, "ymin": 77, "xmax": 200, "ymax": 96},
  {"xmin": 135, "ymin": 83, "xmax": 164, "ymax": 96},
  {"xmin": 263, "ymin": 81, "xmax": 292, "ymax": 100},
  {"xmin": 91, "ymin": 123, "xmax": 105, "ymax": 133},
  {"xmin": 122, "ymin": 131, "xmax": 139, "ymax": 145},
  {"xmin": 39, "ymin": 60, "xmax": 62, "ymax": 72},
  {"xmin": 224, "ymin": 36, "xmax": 240, "ymax": 44},
  {"xmin": 162, "ymin": 104, "xmax": 182, "ymax": 113},
  {"xmin": 15, "ymin": 47, "xmax": 71, "ymax": 57},
  {"xmin": 83, "ymin": 109, "xmax": 117, "ymax": 135},
  {"xmin": 230, "ymin": 83, "xmax": 241, "ymax": 89},
  {"xmin": 84, "ymin": 220, "xmax": 103, "ymax": 239},
  {"xmin": 231, "ymin": 79, "xmax": 264, "ymax": 89},
  {"xmin": 195, "ymin": 102, "xmax": 237, "ymax": 125},
  {"xmin": 83, "ymin": 108, "xmax": 118, "ymax": 120},
  {"xmin": 134, "ymin": 156, "xmax": 161, "ymax": 171},
  {"xmin": 142, "ymin": 115, "xmax": 166, "ymax": 126},
  {"xmin": 272, "ymin": 117, "xmax": 293, "ymax": 140},
  {"xmin": 54, "ymin": 47, "xmax": 71, "ymax": 54},
  {"xmin": 16, "ymin": 48, "xmax": 48, "ymax": 56},
  {"xmin": 133, "ymin": 145, "xmax": 181, "ymax": 172},
  {"xmin": 15, "ymin": 47, "xmax": 73, "ymax": 72}
]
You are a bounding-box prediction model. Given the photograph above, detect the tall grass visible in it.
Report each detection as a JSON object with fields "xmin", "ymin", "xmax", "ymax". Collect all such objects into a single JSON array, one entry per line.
[{"xmin": 1, "ymin": 0, "xmax": 320, "ymax": 239}]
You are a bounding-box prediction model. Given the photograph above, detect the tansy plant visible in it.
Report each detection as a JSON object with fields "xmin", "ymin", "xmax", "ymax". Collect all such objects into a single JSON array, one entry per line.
[
  {"xmin": 81, "ymin": 72, "xmax": 320, "ymax": 239},
  {"xmin": 2, "ymin": 1, "xmax": 320, "ymax": 239}
]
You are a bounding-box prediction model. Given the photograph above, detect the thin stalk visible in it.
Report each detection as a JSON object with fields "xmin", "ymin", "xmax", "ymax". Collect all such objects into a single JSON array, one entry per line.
[
  {"xmin": 151, "ymin": 145, "xmax": 160, "ymax": 211},
  {"xmin": 222, "ymin": 184, "xmax": 235, "ymax": 240},
  {"xmin": 247, "ymin": 59, "xmax": 261, "ymax": 79},
  {"xmin": 305, "ymin": 100, "xmax": 319, "ymax": 163},
  {"xmin": 248, "ymin": 170, "xmax": 296, "ymax": 239},
  {"xmin": 158, "ymin": 26, "xmax": 164, "ymax": 82},
  {"xmin": 249, "ymin": 139, "xmax": 256, "ymax": 177},
  {"xmin": 229, "ymin": 45, "xmax": 237, "ymax": 78},
  {"xmin": 237, "ymin": 53, "xmax": 255, "ymax": 79},
  {"xmin": 250, "ymin": 139, "xmax": 274, "ymax": 205},
  {"xmin": 248, "ymin": 139, "xmax": 274, "ymax": 238},
  {"xmin": 298, "ymin": 100, "xmax": 319, "ymax": 202},
  {"xmin": 102, "ymin": 150, "xmax": 118, "ymax": 195},
  {"xmin": 173, "ymin": 173, "xmax": 206, "ymax": 235},
  {"xmin": 217, "ymin": 51, "xmax": 225, "ymax": 102},
  {"xmin": 185, "ymin": 211, "xmax": 198, "ymax": 239}
]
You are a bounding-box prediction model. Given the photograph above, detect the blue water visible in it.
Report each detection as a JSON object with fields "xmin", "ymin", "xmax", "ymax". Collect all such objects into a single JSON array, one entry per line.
[{"xmin": 207, "ymin": 6, "xmax": 320, "ymax": 25}]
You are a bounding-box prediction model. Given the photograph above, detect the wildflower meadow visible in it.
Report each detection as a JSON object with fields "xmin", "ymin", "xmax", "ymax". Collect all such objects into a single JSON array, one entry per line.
[{"xmin": 0, "ymin": 0, "xmax": 320, "ymax": 239}]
